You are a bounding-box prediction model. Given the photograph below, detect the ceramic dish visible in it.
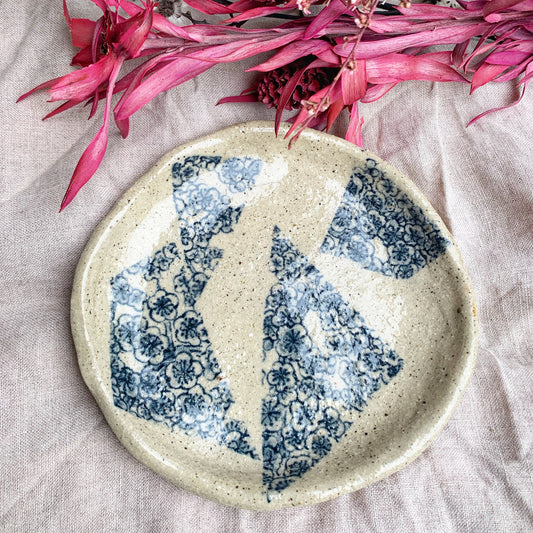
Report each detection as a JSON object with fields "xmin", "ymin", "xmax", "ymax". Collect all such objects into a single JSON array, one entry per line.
[{"xmin": 72, "ymin": 121, "xmax": 477, "ymax": 510}]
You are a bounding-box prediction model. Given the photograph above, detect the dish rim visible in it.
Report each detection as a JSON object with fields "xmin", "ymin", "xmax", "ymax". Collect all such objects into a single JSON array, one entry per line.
[{"xmin": 71, "ymin": 121, "xmax": 478, "ymax": 510}]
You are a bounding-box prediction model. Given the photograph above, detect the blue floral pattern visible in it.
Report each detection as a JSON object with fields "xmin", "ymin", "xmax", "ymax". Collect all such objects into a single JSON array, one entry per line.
[
  {"xmin": 107, "ymin": 154, "xmax": 423, "ymax": 499},
  {"xmin": 110, "ymin": 155, "xmax": 262, "ymax": 459},
  {"xmin": 321, "ymin": 158, "xmax": 448, "ymax": 279},
  {"xmin": 262, "ymin": 227, "xmax": 403, "ymax": 495}
]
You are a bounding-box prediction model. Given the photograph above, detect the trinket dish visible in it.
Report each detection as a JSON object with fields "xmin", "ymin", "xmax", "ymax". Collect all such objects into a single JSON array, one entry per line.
[{"xmin": 72, "ymin": 121, "xmax": 477, "ymax": 510}]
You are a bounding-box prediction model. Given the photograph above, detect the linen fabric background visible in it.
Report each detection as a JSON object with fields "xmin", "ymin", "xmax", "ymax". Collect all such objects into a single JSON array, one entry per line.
[{"xmin": 1, "ymin": 1, "xmax": 532, "ymax": 531}]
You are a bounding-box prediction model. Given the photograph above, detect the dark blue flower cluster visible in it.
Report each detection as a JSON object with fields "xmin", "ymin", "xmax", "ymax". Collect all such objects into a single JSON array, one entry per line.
[
  {"xmin": 321, "ymin": 158, "xmax": 448, "ymax": 279},
  {"xmin": 110, "ymin": 154, "xmax": 262, "ymax": 459},
  {"xmin": 262, "ymin": 227, "xmax": 403, "ymax": 494}
]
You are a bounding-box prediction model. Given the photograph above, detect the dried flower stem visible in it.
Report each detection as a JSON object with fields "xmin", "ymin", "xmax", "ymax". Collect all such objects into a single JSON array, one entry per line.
[{"xmin": 288, "ymin": 0, "xmax": 380, "ymax": 145}]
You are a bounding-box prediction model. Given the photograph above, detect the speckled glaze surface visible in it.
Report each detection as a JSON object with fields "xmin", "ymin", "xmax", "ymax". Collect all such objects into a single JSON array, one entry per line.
[{"xmin": 72, "ymin": 121, "xmax": 477, "ymax": 510}]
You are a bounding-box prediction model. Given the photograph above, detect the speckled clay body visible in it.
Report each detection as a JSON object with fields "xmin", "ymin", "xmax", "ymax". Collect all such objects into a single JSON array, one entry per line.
[{"xmin": 71, "ymin": 121, "xmax": 477, "ymax": 510}]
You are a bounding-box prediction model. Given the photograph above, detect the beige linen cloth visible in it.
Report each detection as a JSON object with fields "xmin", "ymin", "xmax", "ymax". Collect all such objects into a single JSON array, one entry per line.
[{"xmin": 1, "ymin": 1, "xmax": 532, "ymax": 531}]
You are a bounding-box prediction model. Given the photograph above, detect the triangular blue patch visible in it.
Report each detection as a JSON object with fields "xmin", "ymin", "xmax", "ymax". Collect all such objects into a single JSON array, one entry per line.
[
  {"xmin": 321, "ymin": 158, "xmax": 448, "ymax": 279},
  {"xmin": 109, "ymin": 155, "xmax": 263, "ymax": 459},
  {"xmin": 262, "ymin": 227, "xmax": 403, "ymax": 493}
]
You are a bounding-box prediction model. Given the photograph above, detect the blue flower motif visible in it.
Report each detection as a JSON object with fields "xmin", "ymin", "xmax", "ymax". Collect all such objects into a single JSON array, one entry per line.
[
  {"xmin": 171, "ymin": 155, "xmax": 221, "ymax": 186},
  {"xmin": 379, "ymin": 219, "xmax": 402, "ymax": 246},
  {"xmin": 275, "ymin": 325, "xmax": 309, "ymax": 357},
  {"xmin": 185, "ymin": 271, "xmax": 208, "ymax": 300},
  {"xmin": 111, "ymin": 275, "xmax": 143, "ymax": 308},
  {"xmin": 136, "ymin": 326, "xmax": 168, "ymax": 363},
  {"xmin": 149, "ymin": 392, "xmax": 177, "ymax": 421},
  {"xmin": 144, "ymin": 244, "xmax": 180, "ymax": 281},
  {"xmin": 271, "ymin": 304, "xmax": 298, "ymax": 328},
  {"xmin": 166, "ymin": 352, "xmax": 203, "ymax": 389},
  {"xmin": 113, "ymin": 314, "xmax": 141, "ymax": 353},
  {"xmin": 282, "ymin": 428, "xmax": 306, "ymax": 449},
  {"xmin": 148, "ymin": 289, "xmax": 179, "ymax": 322},
  {"xmin": 179, "ymin": 392, "xmax": 208, "ymax": 422},
  {"xmin": 218, "ymin": 157, "xmax": 262, "ymax": 193},
  {"xmin": 287, "ymin": 458, "xmax": 311, "ymax": 477},
  {"xmin": 121, "ymin": 367, "xmax": 140, "ymax": 398},
  {"xmin": 330, "ymin": 206, "xmax": 355, "ymax": 234},
  {"xmin": 388, "ymin": 242, "xmax": 415, "ymax": 266},
  {"xmin": 138, "ymin": 367, "xmax": 163, "ymax": 399},
  {"xmin": 267, "ymin": 362, "xmax": 295, "ymax": 392},
  {"xmin": 321, "ymin": 408, "xmax": 346, "ymax": 439},
  {"xmin": 262, "ymin": 399, "xmax": 282, "ymax": 427},
  {"xmin": 290, "ymin": 401, "xmax": 319, "ymax": 431},
  {"xmin": 174, "ymin": 310, "xmax": 206, "ymax": 346},
  {"xmin": 175, "ymin": 183, "xmax": 229, "ymax": 222},
  {"xmin": 310, "ymin": 434, "xmax": 332, "ymax": 457}
]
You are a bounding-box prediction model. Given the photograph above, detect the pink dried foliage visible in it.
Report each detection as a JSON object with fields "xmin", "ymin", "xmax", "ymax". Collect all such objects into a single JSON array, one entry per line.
[{"xmin": 18, "ymin": 0, "xmax": 533, "ymax": 209}]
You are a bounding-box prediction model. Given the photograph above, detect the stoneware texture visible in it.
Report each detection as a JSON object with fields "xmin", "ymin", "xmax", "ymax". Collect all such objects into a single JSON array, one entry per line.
[{"xmin": 71, "ymin": 121, "xmax": 477, "ymax": 510}]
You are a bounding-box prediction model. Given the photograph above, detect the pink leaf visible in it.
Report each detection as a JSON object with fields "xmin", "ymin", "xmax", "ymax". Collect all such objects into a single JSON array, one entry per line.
[
  {"xmin": 452, "ymin": 41, "xmax": 469, "ymax": 68},
  {"xmin": 335, "ymin": 24, "xmax": 491, "ymax": 59},
  {"xmin": 326, "ymin": 97, "xmax": 345, "ymax": 132},
  {"xmin": 48, "ymin": 54, "xmax": 115, "ymax": 102},
  {"xmin": 182, "ymin": 31, "xmax": 305, "ymax": 63},
  {"xmin": 486, "ymin": 50, "xmax": 532, "ymax": 65},
  {"xmin": 285, "ymin": 85, "xmax": 331, "ymax": 141},
  {"xmin": 91, "ymin": 17, "xmax": 104, "ymax": 63},
  {"xmin": 63, "ymin": 0, "xmax": 96, "ymax": 49},
  {"xmin": 113, "ymin": 50, "xmax": 180, "ymax": 133},
  {"xmin": 17, "ymin": 77, "xmax": 62, "ymax": 102},
  {"xmin": 397, "ymin": 4, "xmax": 477, "ymax": 18},
  {"xmin": 456, "ymin": 0, "xmax": 485, "ymax": 11},
  {"xmin": 345, "ymin": 102, "xmax": 363, "ymax": 146},
  {"xmin": 365, "ymin": 54, "xmax": 466, "ymax": 83},
  {"xmin": 71, "ymin": 46, "xmax": 94, "ymax": 67},
  {"xmin": 224, "ymin": 1, "xmax": 299, "ymax": 24},
  {"xmin": 361, "ymin": 82, "xmax": 397, "ymax": 103},
  {"xmin": 471, "ymin": 62, "xmax": 509, "ymax": 91},
  {"xmin": 42, "ymin": 99, "xmax": 84, "ymax": 120},
  {"xmin": 119, "ymin": 0, "xmax": 194, "ymax": 39},
  {"xmin": 60, "ymin": 56, "xmax": 124, "ymax": 211},
  {"xmin": 496, "ymin": 57, "xmax": 533, "ymax": 81},
  {"xmin": 304, "ymin": 0, "xmax": 350, "ymax": 40},
  {"xmin": 483, "ymin": 0, "xmax": 531, "ymax": 22},
  {"xmin": 116, "ymin": 3, "xmax": 154, "ymax": 58},
  {"xmin": 341, "ymin": 60, "xmax": 367, "ymax": 105},
  {"xmin": 217, "ymin": 94, "xmax": 258, "ymax": 104},
  {"xmin": 182, "ymin": 0, "xmax": 237, "ymax": 15},
  {"xmin": 71, "ymin": 19, "xmax": 96, "ymax": 48},
  {"xmin": 115, "ymin": 57, "xmax": 213, "ymax": 120},
  {"xmin": 248, "ymin": 40, "xmax": 333, "ymax": 72},
  {"xmin": 468, "ymin": 72, "xmax": 531, "ymax": 126},
  {"xmin": 315, "ymin": 48, "xmax": 342, "ymax": 66},
  {"xmin": 275, "ymin": 68, "xmax": 306, "ymax": 134}
]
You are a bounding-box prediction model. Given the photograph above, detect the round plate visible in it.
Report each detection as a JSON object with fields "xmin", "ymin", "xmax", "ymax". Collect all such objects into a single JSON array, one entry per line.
[{"xmin": 72, "ymin": 121, "xmax": 477, "ymax": 510}]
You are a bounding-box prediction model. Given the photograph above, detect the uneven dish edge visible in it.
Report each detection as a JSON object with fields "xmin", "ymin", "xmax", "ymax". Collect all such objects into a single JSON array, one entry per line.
[{"xmin": 70, "ymin": 121, "xmax": 478, "ymax": 511}]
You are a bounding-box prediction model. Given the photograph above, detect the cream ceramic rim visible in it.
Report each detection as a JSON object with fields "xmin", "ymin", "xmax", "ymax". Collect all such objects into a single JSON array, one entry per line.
[{"xmin": 71, "ymin": 121, "xmax": 478, "ymax": 510}]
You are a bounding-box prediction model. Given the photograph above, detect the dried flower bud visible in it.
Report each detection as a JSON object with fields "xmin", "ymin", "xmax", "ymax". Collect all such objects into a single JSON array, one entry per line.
[
  {"xmin": 297, "ymin": 0, "xmax": 313, "ymax": 14},
  {"xmin": 257, "ymin": 65, "xmax": 335, "ymax": 110}
]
